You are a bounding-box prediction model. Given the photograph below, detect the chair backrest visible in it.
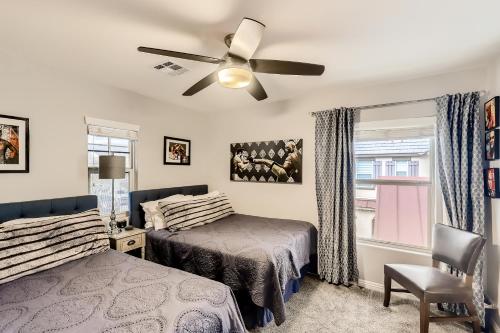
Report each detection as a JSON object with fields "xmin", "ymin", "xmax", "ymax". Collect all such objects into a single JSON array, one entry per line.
[{"xmin": 432, "ymin": 223, "xmax": 486, "ymax": 275}]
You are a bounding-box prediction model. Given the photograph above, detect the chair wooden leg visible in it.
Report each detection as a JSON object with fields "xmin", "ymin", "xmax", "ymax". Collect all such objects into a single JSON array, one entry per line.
[
  {"xmin": 465, "ymin": 302, "xmax": 481, "ymax": 333},
  {"xmin": 383, "ymin": 274, "xmax": 391, "ymax": 307},
  {"xmin": 420, "ymin": 301, "xmax": 430, "ymax": 333}
]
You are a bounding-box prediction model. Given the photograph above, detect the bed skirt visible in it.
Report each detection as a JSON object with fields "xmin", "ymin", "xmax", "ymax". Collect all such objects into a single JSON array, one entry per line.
[{"xmin": 237, "ymin": 257, "xmax": 317, "ymax": 329}]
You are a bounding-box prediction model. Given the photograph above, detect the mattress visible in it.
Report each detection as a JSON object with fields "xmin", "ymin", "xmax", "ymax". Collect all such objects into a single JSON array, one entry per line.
[
  {"xmin": 0, "ymin": 249, "xmax": 245, "ymax": 333},
  {"xmin": 147, "ymin": 213, "xmax": 317, "ymax": 326}
]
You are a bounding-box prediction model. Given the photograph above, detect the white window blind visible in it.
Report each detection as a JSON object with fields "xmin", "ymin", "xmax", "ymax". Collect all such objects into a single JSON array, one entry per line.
[
  {"xmin": 355, "ymin": 126, "xmax": 434, "ymax": 141},
  {"xmin": 85, "ymin": 116, "xmax": 139, "ymax": 140},
  {"xmin": 354, "ymin": 117, "xmax": 435, "ymax": 141}
]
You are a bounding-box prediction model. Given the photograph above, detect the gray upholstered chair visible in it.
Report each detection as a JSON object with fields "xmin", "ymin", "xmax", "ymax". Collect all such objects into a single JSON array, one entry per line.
[{"xmin": 383, "ymin": 223, "xmax": 486, "ymax": 333}]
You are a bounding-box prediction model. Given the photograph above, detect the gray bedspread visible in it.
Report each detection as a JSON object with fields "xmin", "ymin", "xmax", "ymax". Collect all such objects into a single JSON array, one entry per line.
[
  {"xmin": 147, "ymin": 214, "xmax": 317, "ymax": 326},
  {"xmin": 0, "ymin": 249, "xmax": 245, "ymax": 333}
]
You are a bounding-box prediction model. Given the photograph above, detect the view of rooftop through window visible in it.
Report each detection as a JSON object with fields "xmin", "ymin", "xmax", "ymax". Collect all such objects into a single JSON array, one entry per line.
[
  {"xmin": 354, "ymin": 137, "xmax": 432, "ymax": 247},
  {"xmin": 88, "ymin": 135, "xmax": 132, "ymax": 215}
]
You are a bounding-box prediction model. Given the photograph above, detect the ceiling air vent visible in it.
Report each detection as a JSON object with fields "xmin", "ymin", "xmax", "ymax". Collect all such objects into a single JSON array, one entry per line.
[{"xmin": 153, "ymin": 61, "xmax": 189, "ymax": 76}]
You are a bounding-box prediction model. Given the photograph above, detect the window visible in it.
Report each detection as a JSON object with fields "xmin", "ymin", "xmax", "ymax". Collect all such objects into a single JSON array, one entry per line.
[
  {"xmin": 88, "ymin": 135, "xmax": 136, "ymax": 215},
  {"xmin": 395, "ymin": 160, "xmax": 409, "ymax": 176},
  {"xmin": 354, "ymin": 119, "xmax": 436, "ymax": 248},
  {"xmin": 356, "ymin": 160, "xmax": 374, "ymax": 180},
  {"xmin": 85, "ymin": 117, "xmax": 139, "ymax": 216},
  {"xmin": 356, "ymin": 159, "xmax": 376, "ymax": 189}
]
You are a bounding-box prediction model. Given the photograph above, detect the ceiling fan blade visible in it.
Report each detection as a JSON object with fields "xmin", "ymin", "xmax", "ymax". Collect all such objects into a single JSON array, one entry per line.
[
  {"xmin": 138, "ymin": 46, "xmax": 222, "ymax": 64},
  {"xmin": 228, "ymin": 18, "xmax": 265, "ymax": 61},
  {"xmin": 182, "ymin": 71, "xmax": 219, "ymax": 96},
  {"xmin": 247, "ymin": 76, "xmax": 268, "ymax": 101},
  {"xmin": 250, "ymin": 59, "xmax": 325, "ymax": 76}
]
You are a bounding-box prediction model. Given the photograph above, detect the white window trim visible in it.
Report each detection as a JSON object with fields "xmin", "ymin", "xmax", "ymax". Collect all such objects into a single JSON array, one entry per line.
[
  {"xmin": 354, "ymin": 117, "xmax": 441, "ymax": 251},
  {"xmin": 357, "ymin": 237, "xmax": 432, "ymax": 255}
]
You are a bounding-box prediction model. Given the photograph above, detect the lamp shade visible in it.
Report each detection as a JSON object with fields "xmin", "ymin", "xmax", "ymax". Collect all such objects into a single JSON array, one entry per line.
[{"xmin": 98, "ymin": 155, "xmax": 126, "ymax": 179}]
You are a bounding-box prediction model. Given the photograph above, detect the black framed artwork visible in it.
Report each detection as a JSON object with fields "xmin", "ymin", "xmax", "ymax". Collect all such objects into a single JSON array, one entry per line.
[
  {"xmin": 486, "ymin": 129, "xmax": 500, "ymax": 160},
  {"xmin": 485, "ymin": 168, "xmax": 500, "ymax": 198},
  {"xmin": 230, "ymin": 139, "xmax": 303, "ymax": 183},
  {"xmin": 163, "ymin": 136, "xmax": 190, "ymax": 165},
  {"xmin": 485, "ymin": 96, "xmax": 499, "ymax": 130},
  {"xmin": 0, "ymin": 114, "xmax": 29, "ymax": 173}
]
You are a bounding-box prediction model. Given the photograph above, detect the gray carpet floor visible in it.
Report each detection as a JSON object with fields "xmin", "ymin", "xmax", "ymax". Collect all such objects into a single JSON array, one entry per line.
[{"xmin": 251, "ymin": 276, "xmax": 471, "ymax": 333}]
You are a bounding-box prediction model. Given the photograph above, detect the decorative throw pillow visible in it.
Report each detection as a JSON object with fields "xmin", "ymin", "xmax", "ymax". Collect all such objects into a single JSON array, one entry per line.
[
  {"xmin": 158, "ymin": 193, "xmax": 234, "ymax": 231},
  {"xmin": 140, "ymin": 194, "xmax": 194, "ymax": 229},
  {"xmin": 0, "ymin": 209, "xmax": 110, "ymax": 284}
]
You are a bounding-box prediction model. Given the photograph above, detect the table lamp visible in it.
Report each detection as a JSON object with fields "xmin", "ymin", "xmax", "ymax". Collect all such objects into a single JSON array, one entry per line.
[{"xmin": 99, "ymin": 155, "xmax": 125, "ymax": 235}]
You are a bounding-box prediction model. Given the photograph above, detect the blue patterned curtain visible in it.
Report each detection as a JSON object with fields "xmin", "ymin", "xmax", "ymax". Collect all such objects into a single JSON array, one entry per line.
[
  {"xmin": 435, "ymin": 92, "xmax": 485, "ymax": 325},
  {"xmin": 315, "ymin": 108, "xmax": 359, "ymax": 285}
]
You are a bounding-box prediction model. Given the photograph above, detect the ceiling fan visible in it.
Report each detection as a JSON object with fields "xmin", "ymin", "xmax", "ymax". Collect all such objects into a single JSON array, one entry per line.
[{"xmin": 138, "ymin": 17, "xmax": 325, "ymax": 101}]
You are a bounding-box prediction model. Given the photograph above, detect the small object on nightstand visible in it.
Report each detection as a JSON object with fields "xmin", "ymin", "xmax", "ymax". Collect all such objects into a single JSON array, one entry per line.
[
  {"xmin": 124, "ymin": 225, "xmax": 134, "ymax": 231},
  {"xmin": 116, "ymin": 220, "xmax": 127, "ymax": 229},
  {"xmin": 109, "ymin": 228, "xmax": 146, "ymax": 259}
]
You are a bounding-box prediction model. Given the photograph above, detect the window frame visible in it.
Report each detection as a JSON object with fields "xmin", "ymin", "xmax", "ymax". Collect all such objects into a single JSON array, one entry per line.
[
  {"xmin": 353, "ymin": 118, "xmax": 440, "ymax": 251},
  {"xmin": 87, "ymin": 135, "xmax": 137, "ymax": 215}
]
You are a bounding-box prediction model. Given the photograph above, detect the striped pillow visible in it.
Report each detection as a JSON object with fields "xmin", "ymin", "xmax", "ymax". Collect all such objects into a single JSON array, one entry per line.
[
  {"xmin": 0, "ymin": 209, "xmax": 110, "ymax": 284},
  {"xmin": 158, "ymin": 193, "xmax": 234, "ymax": 231}
]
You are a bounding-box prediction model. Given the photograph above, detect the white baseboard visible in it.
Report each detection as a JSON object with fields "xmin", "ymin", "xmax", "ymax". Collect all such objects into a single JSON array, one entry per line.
[
  {"xmin": 357, "ymin": 279, "xmax": 384, "ymax": 292},
  {"xmin": 357, "ymin": 279, "xmax": 418, "ymax": 301}
]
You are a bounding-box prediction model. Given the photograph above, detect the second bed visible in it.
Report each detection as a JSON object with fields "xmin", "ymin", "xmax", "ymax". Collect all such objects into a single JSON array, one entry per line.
[{"xmin": 129, "ymin": 185, "xmax": 318, "ymax": 328}]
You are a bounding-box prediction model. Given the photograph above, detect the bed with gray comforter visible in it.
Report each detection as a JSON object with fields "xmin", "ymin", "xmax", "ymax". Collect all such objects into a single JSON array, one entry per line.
[
  {"xmin": 146, "ymin": 213, "xmax": 318, "ymax": 326},
  {"xmin": 0, "ymin": 249, "xmax": 245, "ymax": 333},
  {"xmin": 0, "ymin": 194, "xmax": 245, "ymax": 333}
]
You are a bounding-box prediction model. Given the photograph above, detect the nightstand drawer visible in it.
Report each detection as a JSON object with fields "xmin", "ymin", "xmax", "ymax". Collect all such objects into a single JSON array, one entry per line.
[{"xmin": 118, "ymin": 234, "xmax": 144, "ymax": 252}]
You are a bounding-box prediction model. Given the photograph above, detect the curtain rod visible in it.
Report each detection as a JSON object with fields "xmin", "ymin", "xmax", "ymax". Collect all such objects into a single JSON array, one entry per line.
[{"xmin": 310, "ymin": 90, "xmax": 488, "ymax": 116}]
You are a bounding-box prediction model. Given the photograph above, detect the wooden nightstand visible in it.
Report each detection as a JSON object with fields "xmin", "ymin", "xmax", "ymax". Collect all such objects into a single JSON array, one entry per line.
[{"xmin": 109, "ymin": 228, "xmax": 146, "ymax": 259}]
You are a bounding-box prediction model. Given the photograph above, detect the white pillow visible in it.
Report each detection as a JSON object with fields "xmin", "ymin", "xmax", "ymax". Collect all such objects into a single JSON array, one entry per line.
[
  {"xmin": 142, "ymin": 213, "xmax": 154, "ymax": 229},
  {"xmin": 140, "ymin": 194, "xmax": 193, "ymax": 229},
  {"xmin": 194, "ymin": 191, "xmax": 220, "ymax": 200}
]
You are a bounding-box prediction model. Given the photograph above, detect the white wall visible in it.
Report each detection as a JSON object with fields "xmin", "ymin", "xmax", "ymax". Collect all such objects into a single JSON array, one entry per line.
[
  {"xmin": 0, "ymin": 53, "xmax": 210, "ymax": 203},
  {"xmin": 206, "ymin": 67, "xmax": 489, "ymax": 288}
]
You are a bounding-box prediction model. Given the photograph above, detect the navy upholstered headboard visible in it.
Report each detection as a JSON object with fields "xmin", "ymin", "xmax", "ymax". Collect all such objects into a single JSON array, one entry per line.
[
  {"xmin": 0, "ymin": 195, "xmax": 98, "ymax": 223},
  {"xmin": 129, "ymin": 185, "xmax": 208, "ymax": 229}
]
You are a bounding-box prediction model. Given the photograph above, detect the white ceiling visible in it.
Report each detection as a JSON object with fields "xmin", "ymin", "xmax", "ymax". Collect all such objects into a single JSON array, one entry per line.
[{"xmin": 1, "ymin": 0, "xmax": 500, "ymax": 112}]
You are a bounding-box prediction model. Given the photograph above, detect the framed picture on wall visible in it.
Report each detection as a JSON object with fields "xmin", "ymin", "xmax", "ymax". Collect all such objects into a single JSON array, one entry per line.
[
  {"xmin": 485, "ymin": 168, "xmax": 500, "ymax": 198},
  {"xmin": 0, "ymin": 114, "xmax": 29, "ymax": 173},
  {"xmin": 485, "ymin": 96, "xmax": 499, "ymax": 130},
  {"xmin": 163, "ymin": 136, "xmax": 190, "ymax": 165},
  {"xmin": 486, "ymin": 129, "xmax": 500, "ymax": 160}
]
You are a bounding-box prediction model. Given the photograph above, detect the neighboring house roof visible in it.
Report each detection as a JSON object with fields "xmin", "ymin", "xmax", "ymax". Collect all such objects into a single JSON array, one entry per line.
[{"xmin": 354, "ymin": 139, "xmax": 430, "ymax": 157}]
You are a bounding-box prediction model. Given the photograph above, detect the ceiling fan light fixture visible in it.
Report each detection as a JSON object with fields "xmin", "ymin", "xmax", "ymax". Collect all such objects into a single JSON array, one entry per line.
[
  {"xmin": 139, "ymin": 17, "xmax": 324, "ymax": 101},
  {"xmin": 217, "ymin": 67, "xmax": 252, "ymax": 89}
]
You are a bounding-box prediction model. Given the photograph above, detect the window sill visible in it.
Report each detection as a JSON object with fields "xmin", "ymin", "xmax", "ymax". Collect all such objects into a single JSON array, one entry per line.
[{"xmin": 356, "ymin": 237, "xmax": 432, "ymax": 255}]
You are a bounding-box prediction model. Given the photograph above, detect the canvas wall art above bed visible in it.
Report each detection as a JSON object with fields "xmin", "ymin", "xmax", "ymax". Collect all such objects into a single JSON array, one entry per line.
[{"xmin": 230, "ymin": 139, "xmax": 303, "ymax": 183}]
